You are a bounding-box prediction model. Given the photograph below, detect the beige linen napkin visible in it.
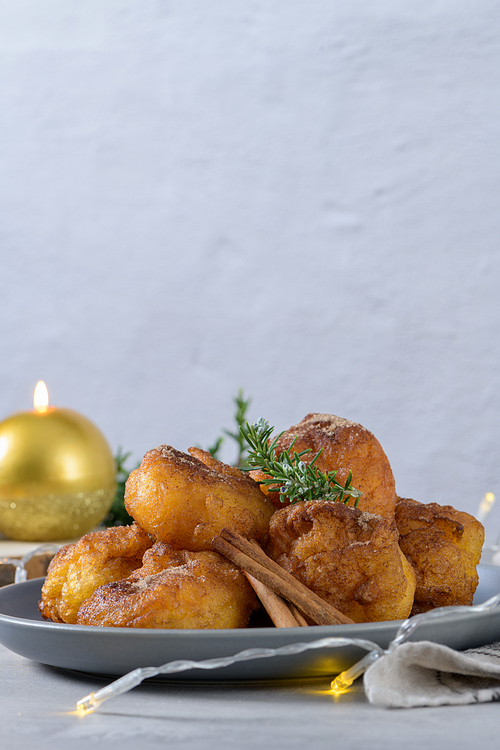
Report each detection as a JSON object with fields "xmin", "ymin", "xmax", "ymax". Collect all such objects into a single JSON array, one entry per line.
[{"xmin": 364, "ymin": 640, "xmax": 500, "ymax": 708}]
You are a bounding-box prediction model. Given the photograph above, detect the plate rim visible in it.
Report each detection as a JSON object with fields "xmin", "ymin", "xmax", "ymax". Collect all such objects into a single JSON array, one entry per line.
[
  {"xmin": 1, "ymin": 566, "xmax": 500, "ymax": 681},
  {"xmin": 2, "ymin": 565, "xmax": 500, "ymax": 635},
  {"xmin": 0, "ymin": 576, "xmax": 400, "ymax": 639}
]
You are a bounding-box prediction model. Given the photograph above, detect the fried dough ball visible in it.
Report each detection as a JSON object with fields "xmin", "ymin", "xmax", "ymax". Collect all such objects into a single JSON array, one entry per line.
[
  {"xmin": 76, "ymin": 542, "xmax": 258, "ymax": 629},
  {"xmin": 38, "ymin": 523, "xmax": 153, "ymax": 624},
  {"xmin": 266, "ymin": 500, "xmax": 416, "ymax": 623},
  {"xmin": 249, "ymin": 413, "xmax": 397, "ymax": 519},
  {"xmin": 395, "ymin": 497, "xmax": 484, "ymax": 615},
  {"xmin": 124, "ymin": 445, "xmax": 274, "ymax": 551}
]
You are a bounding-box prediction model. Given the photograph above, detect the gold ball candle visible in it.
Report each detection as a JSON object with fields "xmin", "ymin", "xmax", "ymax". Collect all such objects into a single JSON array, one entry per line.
[{"xmin": 0, "ymin": 382, "xmax": 116, "ymax": 541}]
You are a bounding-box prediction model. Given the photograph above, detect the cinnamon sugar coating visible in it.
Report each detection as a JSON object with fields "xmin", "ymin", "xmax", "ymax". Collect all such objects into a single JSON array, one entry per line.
[
  {"xmin": 395, "ymin": 497, "xmax": 484, "ymax": 615},
  {"xmin": 124, "ymin": 445, "xmax": 274, "ymax": 551},
  {"xmin": 266, "ymin": 500, "xmax": 416, "ymax": 623},
  {"xmin": 250, "ymin": 413, "xmax": 397, "ymax": 519},
  {"xmin": 38, "ymin": 523, "xmax": 153, "ymax": 623},
  {"xmin": 77, "ymin": 542, "xmax": 257, "ymax": 629}
]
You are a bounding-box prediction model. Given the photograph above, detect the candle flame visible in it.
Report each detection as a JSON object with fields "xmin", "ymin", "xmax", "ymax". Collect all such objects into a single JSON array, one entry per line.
[{"xmin": 34, "ymin": 381, "xmax": 49, "ymax": 412}]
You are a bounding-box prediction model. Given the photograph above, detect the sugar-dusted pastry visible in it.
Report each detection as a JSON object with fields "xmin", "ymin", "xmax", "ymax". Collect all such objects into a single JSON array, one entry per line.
[
  {"xmin": 124, "ymin": 446, "xmax": 274, "ymax": 551},
  {"xmin": 395, "ymin": 497, "xmax": 484, "ymax": 615},
  {"xmin": 249, "ymin": 413, "xmax": 397, "ymax": 519},
  {"xmin": 38, "ymin": 523, "xmax": 153, "ymax": 624},
  {"xmin": 266, "ymin": 500, "xmax": 416, "ymax": 623},
  {"xmin": 77, "ymin": 542, "xmax": 258, "ymax": 629}
]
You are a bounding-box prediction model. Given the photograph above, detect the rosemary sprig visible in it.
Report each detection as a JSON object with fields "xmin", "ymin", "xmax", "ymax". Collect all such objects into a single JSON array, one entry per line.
[
  {"xmin": 205, "ymin": 389, "xmax": 252, "ymax": 467},
  {"xmin": 104, "ymin": 448, "xmax": 137, "ymax": 527},
  {"xmin": 222, "ymin": 389, "xmax": 252, "ymax": 467},
  {"xmin": 241, "ymin": 418, "xmax": 363, "ymax": 507},
  {"xmin": 205, "ymin": 436, "xmax": 224, "ymax": 461}
]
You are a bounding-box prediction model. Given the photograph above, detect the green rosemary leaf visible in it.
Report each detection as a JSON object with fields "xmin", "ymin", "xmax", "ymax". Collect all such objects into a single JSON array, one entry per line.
[
  {"xmin": 203, "ymin": 389, "xmax": 253, "ymax": 467},
  {"xmin": 240, "ymin": 420, "xmax": 362, "ymax": 507},
  {"xmin": 206, "ymin": 436, "xmax": 224, "ymax": 460},
  {"xmin": 104, "ymin": 447, "xmax": 137, "ymax": 527}
]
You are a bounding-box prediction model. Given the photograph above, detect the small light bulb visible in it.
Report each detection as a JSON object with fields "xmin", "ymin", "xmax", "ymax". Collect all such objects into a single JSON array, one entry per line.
[
  {"xmin": 330, "ymin": 649, "xmax": 382, "ymax": 695},
  {"xmin": 330, "ymin": 673, "xmax": 354, "ymax": 694},
  {"xmin": 76, "ymin": 694, "xmax": 100, "ymax": 715},
  {"xmin": 476, "ymin": 492, "xmax": 495, "ymax": 523}
]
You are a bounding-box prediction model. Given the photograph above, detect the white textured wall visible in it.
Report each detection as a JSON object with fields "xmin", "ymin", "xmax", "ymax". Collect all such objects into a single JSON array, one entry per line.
[{"xmin": 1, "ymin": 2, "xmax": 500, "ymax": 531}]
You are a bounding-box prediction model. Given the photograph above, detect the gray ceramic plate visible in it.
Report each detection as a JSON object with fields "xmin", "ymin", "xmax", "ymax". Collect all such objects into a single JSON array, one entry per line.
[{"xmin": 0, "ymin": 566, "xmax": 500, "ymax": 682}]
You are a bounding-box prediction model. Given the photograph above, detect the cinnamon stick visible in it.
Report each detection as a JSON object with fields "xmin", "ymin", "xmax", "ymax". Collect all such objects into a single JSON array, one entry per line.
[
  {"xmin": 212, "ymin": 530, "xmax": 354, "ymax": 626},
  {"xmin": 246, "ymin": 540, "xmax": 309, "ymax": 626},
  {"xmin": 243, "ymin": 572, "xmax": 300, "ymax": 628},
  {"xmin": 223, "ymin": 529, "xmax": 353, "ymax": 625},
  {"xmin": 288, "ymin": 603, "xmax": 309, "ymax": 627}
]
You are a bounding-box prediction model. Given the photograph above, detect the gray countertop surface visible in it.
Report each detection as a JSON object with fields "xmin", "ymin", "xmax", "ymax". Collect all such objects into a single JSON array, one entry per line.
[{"xmin": 1, "ymin": 642, "xmax": 499, "ymax": 750}]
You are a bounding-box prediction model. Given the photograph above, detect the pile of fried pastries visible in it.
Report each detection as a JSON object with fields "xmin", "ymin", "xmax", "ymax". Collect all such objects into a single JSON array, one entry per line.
[{"xmin": 39, "ymin": 413, "xmax": 485, "ymax": 629}]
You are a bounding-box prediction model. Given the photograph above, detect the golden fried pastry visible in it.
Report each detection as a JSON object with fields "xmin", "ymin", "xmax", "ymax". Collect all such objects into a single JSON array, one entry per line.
[
  {"xmin": 124, "ymin": 445, "xmax": 274, "ymax": 551},
  {"xmin": 266, "ymin": 500, "xmax": 416, "ymax": 623},
  {"xmin": 249, "ymin": 413, "xmax": 397, "ymax": 519},
  {"xmin": 76, "ymin": 542, "xmax": 258, "ymax": 629},
  {"xmin": 188, "ymin": 446, "xmax": 247, "ymax": 477},
  {"xmin": 38, "ymin": 523, "xmax": 153, "ymax": 624},
  {"xmin": 395, "ymin": 497, "xmax": 484, "ymax": 615}
]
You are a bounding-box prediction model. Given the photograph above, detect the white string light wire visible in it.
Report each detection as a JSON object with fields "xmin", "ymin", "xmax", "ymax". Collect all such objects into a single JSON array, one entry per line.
[
  {"xmin": 75, "ymin": 592, "xmax": 500, "ymax": 714},
  {"xmin": 76, "ymin": 636, "xmax": 384, "ymax": 714},
  {"xmin": 0, "ymin": 544, "xmax": 61, "ymax": 583},
  {"xmin": 1, "ymin": 545, "xmax": 499, "ymax": 713}
]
